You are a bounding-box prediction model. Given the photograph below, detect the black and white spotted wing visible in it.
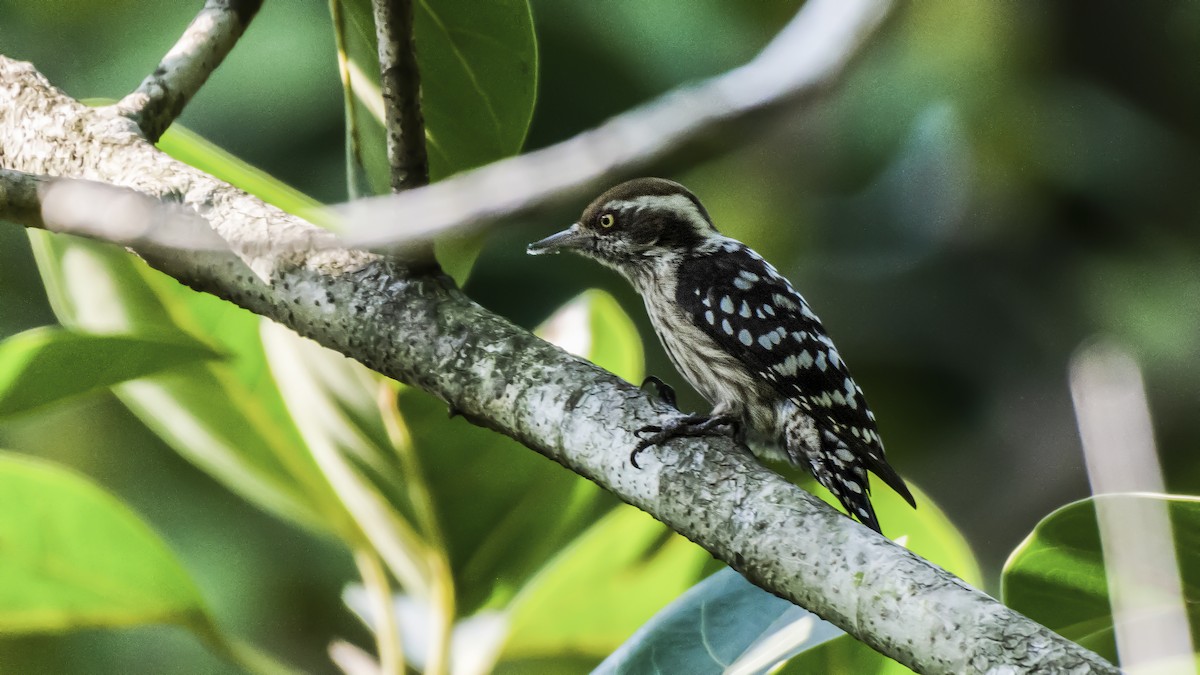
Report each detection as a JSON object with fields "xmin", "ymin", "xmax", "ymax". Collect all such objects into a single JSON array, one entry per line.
[{"xmin": 675, "ymin": 243, "xmax": 915, "ymax": 507}]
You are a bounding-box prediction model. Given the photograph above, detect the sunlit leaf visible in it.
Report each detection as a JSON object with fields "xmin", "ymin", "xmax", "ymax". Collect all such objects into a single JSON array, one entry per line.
[
  {"xmin": 502, "ymin": 506, "xmax": 711, "ymax": 662},
  {"xmin": 1002, "ymin": 493, "xmax": 1200, "ymax": 665},
  {"xmin": 537, "ymin": 289, "xmax": 644, "ymax": 385},
  {"xmin": 593, "ymin": 567, "xmax": 843, "ymax": 675},
  {"xmin": 0, "ymin": 327, "xmax": 218, "ymax": 419},
  {"xmin": 156, "ymin": 125, "xmax": 322, "ymax": 217},
  {"xmin": 0, "ymin": 452, "xmax": 210, "ymax": 634}
]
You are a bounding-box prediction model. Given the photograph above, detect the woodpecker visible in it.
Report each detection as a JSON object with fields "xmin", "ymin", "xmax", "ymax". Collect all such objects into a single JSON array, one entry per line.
[{"xmin": 527, "ymin": 177, "xmax": 915, "ymax": 533}]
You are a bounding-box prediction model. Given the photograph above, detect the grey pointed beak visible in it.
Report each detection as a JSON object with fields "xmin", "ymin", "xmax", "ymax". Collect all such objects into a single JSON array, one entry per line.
[{"xmin": 527, "ymin": 223, "xmax": 591, "ymax": 255}]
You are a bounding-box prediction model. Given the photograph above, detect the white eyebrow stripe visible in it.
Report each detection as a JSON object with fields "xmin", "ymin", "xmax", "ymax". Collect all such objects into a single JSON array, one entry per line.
[{"xmin": 604, "ymin": 194, "xmax": 710, "ymax": 231}]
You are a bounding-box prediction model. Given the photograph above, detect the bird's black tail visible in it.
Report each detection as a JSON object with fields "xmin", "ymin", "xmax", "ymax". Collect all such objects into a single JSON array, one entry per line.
[
  {"xmin": 805, "ymin": 430, "xmax": 882, "ymax": 532},
  {"xmin": 783, "ymin": 414, "xmax": 914, "ymax": 534}
]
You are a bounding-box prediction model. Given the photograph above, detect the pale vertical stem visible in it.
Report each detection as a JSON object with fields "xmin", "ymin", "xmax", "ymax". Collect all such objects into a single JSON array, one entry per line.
[
  {"xmin": 377, "ymin": 383, "xmax": 454, "ymax": 675},
  {"xmin": 354, "ymin": 547, "xmax": 406, "ymax": 675},
  {"xmin": 1070, "ymin": 341, "xmax": 1195, "ymax": 675}
]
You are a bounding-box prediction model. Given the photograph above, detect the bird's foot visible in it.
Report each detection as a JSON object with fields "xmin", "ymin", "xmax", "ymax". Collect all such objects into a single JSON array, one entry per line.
[
  {"xmin": 630, "ymin": 414, "xmax": 740, "ymax": 469},
  {"xmin": 640, "ymin": 376, "xmax": 678, "ymax": 410}
]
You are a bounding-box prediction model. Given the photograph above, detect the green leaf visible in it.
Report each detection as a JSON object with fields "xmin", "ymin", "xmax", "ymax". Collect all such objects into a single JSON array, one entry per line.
[
  {"xmin": 27, "ymin": 125, "xmax": 356, "ymax": 538},
  {"xmin": 0, "ymin": 452, "xmax": 209, "ymax": 634},
  {"xmin": 0, "ymin": 327, "xmax": 218, "ymax": 419},
  {"xmin": 412, "ymin": 0, "xmax": 538, "ymax": 178},
  {"xmin": 400, "ymin": 387, "xmax": 608, "ymax": 613},
  {"xmin": 592, "ymin": 567, "xmax": 844, "ymax": 675},
  {"xmin": 1002, "ymin": 493, "xmax": 1200, "ymax": 665},
  {"xmin": 502, "ymin": 506, "xmax": 712, "ymax": 662},
  {"xmin": 329, "ymin": 0, "xmax": 538, "ymax": 280}
]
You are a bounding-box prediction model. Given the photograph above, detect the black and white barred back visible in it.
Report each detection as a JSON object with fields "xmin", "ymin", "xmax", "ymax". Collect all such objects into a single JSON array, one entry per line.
[
  {"xmin": 673, "ymin": 240, "xmax": 915, "ymax": 531},
  {"xmin": 527, "ymin": 177, "xmax": 915, "ymax": 532}
]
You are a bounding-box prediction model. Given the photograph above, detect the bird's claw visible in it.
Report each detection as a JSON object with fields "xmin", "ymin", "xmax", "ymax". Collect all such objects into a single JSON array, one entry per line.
[
  {"xmin": 640, "ymin": 376, "xmax": 678, "ymax": 410},
  {"xmin": 629, "ymin": 414, "xmax": 739, "ymax": 469}
]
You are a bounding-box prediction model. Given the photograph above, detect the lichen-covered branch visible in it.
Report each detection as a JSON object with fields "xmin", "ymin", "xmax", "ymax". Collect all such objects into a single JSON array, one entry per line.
[
  {"xmin": 372, "ymin": 0, "xmax": 429, "ymax": 192},
  {"xmin": 116, "ymin": 0, "xmax": 264, "ymax": 141},
  {"xmin": 0, "ymin": 55, "xmax": 1116, "ymax": 674}
]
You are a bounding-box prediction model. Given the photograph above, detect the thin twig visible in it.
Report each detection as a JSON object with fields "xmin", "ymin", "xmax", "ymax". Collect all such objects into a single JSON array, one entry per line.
[
  {"xmin": 372, "ymin": 0, "xmax": 429, "ymax": 192},
  {"xmin": 116, "ymin": 0, "xmax": 264, "ymax": 142},
  {"xmin": 333, "ymin": 0, "xmax": 891, "ymax": 250},
  {"xmin": 377, "ymin": 383, "xmax": 453, "ymax": 675},
  {"xmin": 369, "ymin": 0, "xmax": 436, "ymax": 271}
]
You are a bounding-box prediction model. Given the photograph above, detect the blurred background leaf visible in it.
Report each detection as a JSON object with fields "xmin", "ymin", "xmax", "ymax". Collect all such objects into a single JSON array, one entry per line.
[
  {"xmin": 0, "ymin": 451, "xmax": 212, "ymax": 636},
  {"xmin": 0, "ymin": 328, "xmax": 219, "ymax": 419},
  {"xmin": 29, "ymin": 231, "xmax": 345, "ymax": 537},
  {"xmin": 501, "ymin": 506, "xmax": 711, "ymax": 667},
  {"xmin": 0, "ymin": 452, "xmax": 302, "ymax": 674}
]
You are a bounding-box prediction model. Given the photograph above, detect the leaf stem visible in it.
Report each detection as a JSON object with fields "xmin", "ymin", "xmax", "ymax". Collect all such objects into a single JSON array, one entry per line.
[
  {"xmin": 377, "ymin": 383, "xmax": 455, "ymax": 675},
  {"xmin": 354, "ymin": 546, "xmax": 407, "ymax": 675}
]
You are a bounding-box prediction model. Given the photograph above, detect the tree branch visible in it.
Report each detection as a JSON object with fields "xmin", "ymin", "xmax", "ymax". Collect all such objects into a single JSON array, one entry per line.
[
  {"xmin": 332, "ymin": 0, "xmax": 889, "ymax": 250},
  {"xmin": 0, "ymin": 55, "xmax": 1117, "ymax": 674},
  {"xmin": 116, "ymin": 0, "xmax": 264, "ymax": 142},
  {"xmin": 372, "ymin": 0, "xmax": 429, "ymax": 192}
]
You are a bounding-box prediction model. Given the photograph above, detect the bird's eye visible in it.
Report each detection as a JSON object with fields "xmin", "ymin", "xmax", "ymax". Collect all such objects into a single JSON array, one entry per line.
[{"xmin": 599, "ymin": 213, "xmax": 616, "ymax": 228}]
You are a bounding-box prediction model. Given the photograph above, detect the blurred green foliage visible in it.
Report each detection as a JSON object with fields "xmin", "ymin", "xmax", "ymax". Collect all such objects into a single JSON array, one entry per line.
[
  {"xmin": 2, "ymin": 0, "xmax": 1199, "ymax": 673},
  {"xmin": 0, "ymin": 328, "xmax": 219, "ymax": 419},
  {"xmin": 0, "ymin": 452, "xmax": 212, "ymax": 635}
]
